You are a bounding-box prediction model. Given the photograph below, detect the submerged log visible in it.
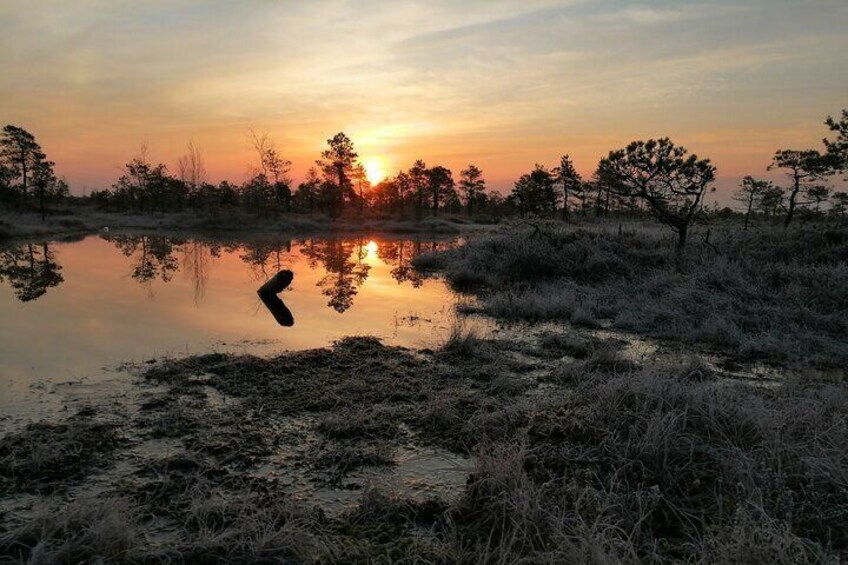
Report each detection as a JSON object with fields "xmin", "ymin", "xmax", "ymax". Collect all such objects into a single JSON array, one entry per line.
[{"xmin": 258, "ymin": 270, "xmax": 295, "ymax": 327}]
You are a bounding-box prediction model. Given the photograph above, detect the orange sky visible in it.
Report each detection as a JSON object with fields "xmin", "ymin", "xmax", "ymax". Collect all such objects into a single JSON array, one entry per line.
[{"xmin": 1, "ymin": 1, "xmax": 846, "ymax": 201}]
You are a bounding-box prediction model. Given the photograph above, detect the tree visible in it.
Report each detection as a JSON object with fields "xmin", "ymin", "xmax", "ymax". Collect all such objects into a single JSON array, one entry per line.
[
  {"xmin": 757, "ymin": 185, "xmax": 785, "ymax": 217},
  {"xmin": 408, "ymin": 160, "xmax": 429, "ymax": 221},
  {"xmin": 459, "ymin": 165, "xmax": 486, "ymax": 216},
  {"xmin": 350, "ymin": 162, "xmax": 369, "ymax": 217},
  {"xmin": 0, "ymin": 125, "xmax": 45, "ymax": 203},
  {"xmin": 824, "ymin": 110, "xmax": 847, "ymax": 180},
  {"xmin": 509, "ymin": 164, "xmax": 558, "ymax": 217},
  {"xmin": 176, "ymin": 141, "xmax": 207, "ymax": 210},
  {"xmin": 831, "ymin": 192, "xmax": 848, "ymax": 225},
  {"xmin": 316, "ymin": 132, "xmax": 358, "ymax": 219},
  {"xmin": 427, "ymin": 165, "xmax": 453, "ymax": 217},
  {"xmin": 596, "ymin": 138, "xmax": 715, "ymax": 248},
  {"xmin": 807, "ymin": 185, "xmax": 831, "ymax": 213},
  {"xmin": 733, "ymin": 176, "xmax": 774, "ymax": 231},
  {"xmin": 31, "ymin": 157, "xmax": 57, "ymax": 220},
  {"xmin": 249, "ymin": 131, "xmax": 292, "ymax": 214},
  {"xmin": 552, "ymin": 154, "xmax": 582, "ymax": 220},
  {"xmin": 394, "ymin": 170, "xmax": 412, "ymax": 219},
  {"xmin": 768, "ymin": 149, "xmax": 829, "ymax": 227},
  {"xmin": 113, "ymin": 148, "xmax": 154, "ymax": 212},
  {"xmin": 240, "ymin": 174, "xmax": 273, "ymax": 214},
  {"xmin": 294, "ymin": 167, "xmax": 321, "ymax": 213},
  {"xmin": 0, "ymin": 162, "xmax": 16, "ymax": 206}
]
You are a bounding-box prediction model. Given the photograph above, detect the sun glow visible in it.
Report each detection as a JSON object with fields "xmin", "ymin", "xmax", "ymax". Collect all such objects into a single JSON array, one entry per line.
[
  {"xmin": 363, "ymin": 158, "xmax": 385, "ymax": 185},
  {"xmin": 365, "ymin": 240, "xmax": 379, "ymax": 260}
]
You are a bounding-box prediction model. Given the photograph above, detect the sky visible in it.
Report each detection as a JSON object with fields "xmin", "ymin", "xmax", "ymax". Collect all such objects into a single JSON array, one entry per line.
[{"xmin": 1, "ymin": 0, "xmax": 846, "ymax": 201}]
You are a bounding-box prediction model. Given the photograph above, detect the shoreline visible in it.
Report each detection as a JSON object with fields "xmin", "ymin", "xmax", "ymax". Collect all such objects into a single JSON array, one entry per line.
[{"xmin": 0, "ymin": 207, "xmax": 499, "ymax": 244}]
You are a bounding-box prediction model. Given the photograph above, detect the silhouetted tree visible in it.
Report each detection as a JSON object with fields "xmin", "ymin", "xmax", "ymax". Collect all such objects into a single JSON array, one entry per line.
[
  {"xmin": 30, "ymin": 157, "xmax": 57, "ymax": 220},
  {"xmin": 733, "ymin": 176, "xmax": 774, "ymax": 231},
  {"xmin": 247, "ymin": 131, "xmax": 293, "ymax": 214},
  {"xmin": 768, "ymin": 149, "xmax": 830, "ymax": 227},
  {"xmin": 351, "ymin": 162, "xmax": 369, "ymax": 217},
  {"xmin": 824, "ymin": 110, "xmax": 847, "ymax": 179},
  {"xmin": 459, "ymin": 165, "xmax": 486, "ymax": 216},
  {"xmin": 294, "ymin": 168, "xmax": 321, "ymax": 213},
  {"xmin": 427, "ymin": 165, "xmax": 453, "ymax": 217},
  {"xmin": 316, "ymin": 133, "xmax": 358, "ymax": 220},
  {"xmin": 176, "ymin": 141, "xmax": 207, "ymax": 211},
  {"xmin": 757, "ymin": 185, "xmax": 785, "ymax": 218},
  {"xmin": 553, "ymin": 154, "xmax": 581, "ymax": 220},
  {"xmin": 408, "ymin": 160, "xmax": 429, "ymax": 221},
  {"xmin": 808, "ymin": 185, "xmax": 831, "ymax": 213},
  {"xmin": 831, "ymin": 192, "xmax": 848, "ymax": 225},
  {"xmin": 395, "ymin": 170, "xmax": 413, "ymax": 219},
  {"xmin": 509, "ymin": 165, "xmax": 558, "ymax": 217},
  {"xmin": 596, "ymin": 138, "xmax": 715, "ymax": 249},
  {"xmin": 0, "ymin": 125, "xmax": 45, "ymax": 204}
]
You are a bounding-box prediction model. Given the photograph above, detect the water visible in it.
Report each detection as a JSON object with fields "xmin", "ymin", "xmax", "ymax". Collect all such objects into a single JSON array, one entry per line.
[{"xmin": 0, "ymin": 233, "xmax": 488, "ymax": 425}]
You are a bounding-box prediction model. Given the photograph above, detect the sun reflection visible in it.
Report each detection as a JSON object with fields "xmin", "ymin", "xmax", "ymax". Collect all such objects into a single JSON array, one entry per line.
[{"xmin": 363, "ymin": 158, "xmax": 385, "ymax": 185}]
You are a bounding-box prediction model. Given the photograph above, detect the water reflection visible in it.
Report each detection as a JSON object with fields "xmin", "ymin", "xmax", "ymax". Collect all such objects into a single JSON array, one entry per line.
[
  {"xmin": 300, "ymin": 239, "xmax": 371, "ymax": 313},
  {"xmin": 106, "ymin": 234, "xmax": 181, "ymax": 291},
  {"xmin": 1, "ymin": 234, "xmax": 495, "ymax": 425},
  {"xmin": 239, "ymin": 240, "xmax": 292, "ymax": 281},
  {"xmin": 0, "ymin": 242, "xmax": 64, "ymax": 302},
  {"xmin": 1, "ymin": 235, "xmax": 457, "ymax": 315},
  {"xmin": 182, "ymin": 240, "xmax": 221, "ymax": 304}
]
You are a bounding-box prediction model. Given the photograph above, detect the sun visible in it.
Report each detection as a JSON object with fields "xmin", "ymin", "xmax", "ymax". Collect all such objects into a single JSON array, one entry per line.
[
  {"xmin": 365, "ymin": 240, "xmax": 379, "ymax": 259},
  {"xmin": 362, "ymin": 157, "xmax": 385, "ymax": 185}
]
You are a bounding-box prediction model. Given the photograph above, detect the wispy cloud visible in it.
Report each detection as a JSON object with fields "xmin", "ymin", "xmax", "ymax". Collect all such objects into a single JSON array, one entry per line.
[{"xmin": 0, "ymin": 0, "xmax": 845, "ymax": 196}]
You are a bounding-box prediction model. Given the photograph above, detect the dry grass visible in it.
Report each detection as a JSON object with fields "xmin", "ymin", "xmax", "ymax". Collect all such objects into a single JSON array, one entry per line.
[
  {"xmin": 417, "ymin": 221, "xmax": 848, "ymax": 368},
  {"xmin": 0, "ymin": 414, "xmax": 123, "ymax": 493}
]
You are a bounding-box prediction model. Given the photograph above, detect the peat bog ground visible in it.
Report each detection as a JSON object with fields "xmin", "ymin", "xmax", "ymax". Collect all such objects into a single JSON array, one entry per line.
[{"xmin": 2, "ymin": 220, "xmax": 848, "ymax": 563}]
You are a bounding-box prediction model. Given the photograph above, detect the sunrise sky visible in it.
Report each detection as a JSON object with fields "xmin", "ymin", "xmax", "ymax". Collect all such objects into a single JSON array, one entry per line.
[{"xmin": 1, "ymin": 0, "xmax": 846, "ymax": 200}]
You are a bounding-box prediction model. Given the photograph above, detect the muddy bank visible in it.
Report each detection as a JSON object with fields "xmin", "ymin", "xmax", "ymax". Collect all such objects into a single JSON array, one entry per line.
[{"xmin": 3, "ymin": 329, "xmax": 847, "ymax": 562}]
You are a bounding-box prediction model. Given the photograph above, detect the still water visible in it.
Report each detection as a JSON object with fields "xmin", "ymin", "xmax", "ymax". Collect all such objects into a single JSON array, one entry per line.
[{"xmin": 0, "ymin": 234, "xmax": 487, "ymax": 424}]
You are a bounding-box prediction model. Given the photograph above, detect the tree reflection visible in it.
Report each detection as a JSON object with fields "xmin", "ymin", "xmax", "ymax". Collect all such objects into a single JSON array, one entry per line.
[
  {"xmin": 379, "ymin": 239, "xmax": 454, "ymax": 287},
  {"xmin": 182, "ymin": 240, "xmax": 221, "ymax": 304},
  {"xmin": 104, "ymin": 234, "xmax": 181, "ymax": 290},
  {"xmin": 299, "ymin": 238, "xmax": 370, "ymax": 313},
  {"xmin": 379, "ymin": 240, "xmax": 425, "ymax": 287},
  {"xmin": 239, "ymin": 239, "xmax": 292, "ymax": 280},
  {"xmin": 0, "ymin": 242, "xmax": 64, "ymax": 302}
]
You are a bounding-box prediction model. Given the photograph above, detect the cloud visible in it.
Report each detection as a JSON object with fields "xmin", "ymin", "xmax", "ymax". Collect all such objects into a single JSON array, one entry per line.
[{"xmin": 0, "ymin": 0, "xmax": 845, "ymax": 199}]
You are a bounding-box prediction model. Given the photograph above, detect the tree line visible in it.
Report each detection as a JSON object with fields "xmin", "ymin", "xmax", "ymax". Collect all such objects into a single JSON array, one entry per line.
[{"xmin": 1, "ymin": 109, "xmax": 845, "ymax": 247}]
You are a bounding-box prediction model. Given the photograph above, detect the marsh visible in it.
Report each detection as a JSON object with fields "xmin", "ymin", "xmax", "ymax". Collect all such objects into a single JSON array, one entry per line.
[{"xmin": 0, "ymin": 234, "xmax": 492, "ymax": 427}]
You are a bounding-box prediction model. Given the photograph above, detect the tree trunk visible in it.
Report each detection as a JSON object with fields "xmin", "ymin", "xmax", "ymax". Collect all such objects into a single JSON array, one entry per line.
[{"xmin": 784, "ymin": 174, "xmax": 801, "ymax": 228}]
